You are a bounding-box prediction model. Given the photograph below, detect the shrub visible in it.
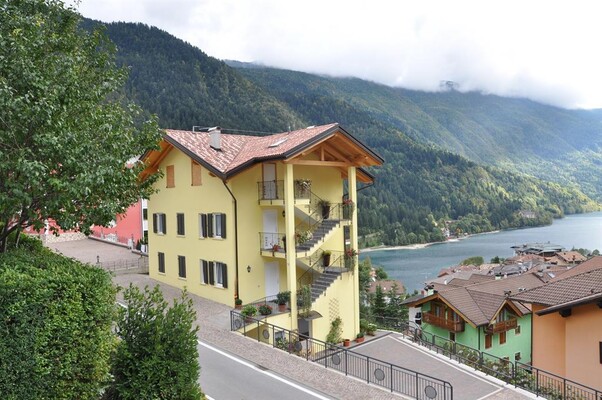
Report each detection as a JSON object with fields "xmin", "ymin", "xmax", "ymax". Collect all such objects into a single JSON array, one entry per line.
[
  {"xmin": 0, "ymin": 244, "xmax": 116, "ymax": 399},
  {"xmin": 326, "ymin": 317, "xmax": 343, "ymax": 344},
  {"xmin": 106, "ymin": 285, "xmax": 203, "ymax": 399}
]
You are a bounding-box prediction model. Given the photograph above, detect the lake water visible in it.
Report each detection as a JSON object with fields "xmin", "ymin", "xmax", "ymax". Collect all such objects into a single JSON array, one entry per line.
[{"xmin": 361, "ymin": 211, "xmax": 602, "ymax": 292}]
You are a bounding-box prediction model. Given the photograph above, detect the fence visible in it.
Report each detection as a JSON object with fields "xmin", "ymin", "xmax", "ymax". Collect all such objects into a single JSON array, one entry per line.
[
  {"xmin": 98, "ymin": 257, "xmax": 149, "ymax": 274},
  {"xmin": 389, "ymin": 320, "xmax": 601, "ymax": 400},
  {"xmin": 230, "ymin": 311, "xmax": 453, "ymax": 399}
]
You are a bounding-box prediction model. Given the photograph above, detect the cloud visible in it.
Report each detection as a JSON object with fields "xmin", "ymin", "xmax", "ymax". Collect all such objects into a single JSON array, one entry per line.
[{"xmin": 76, "ymin": 0, "xmax": 602, "ymax": 109}]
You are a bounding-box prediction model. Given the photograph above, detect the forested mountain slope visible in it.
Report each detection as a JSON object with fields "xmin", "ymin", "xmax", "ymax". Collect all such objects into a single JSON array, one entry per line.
[
  {"xmin": 93, "ymin": 20, "xmax": 600, "ymax": 246},
  {"xmin": 232, "ymin": 65, "xmax": 602, "ymax": 201}
]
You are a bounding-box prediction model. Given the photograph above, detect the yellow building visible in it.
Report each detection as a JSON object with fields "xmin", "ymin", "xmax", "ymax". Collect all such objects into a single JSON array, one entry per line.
[{"xmin": 140, "ymin": 123, "xmax": 383, "ymax": 341}]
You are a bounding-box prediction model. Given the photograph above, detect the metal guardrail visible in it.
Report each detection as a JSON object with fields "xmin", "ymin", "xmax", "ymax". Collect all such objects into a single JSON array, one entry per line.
[
  {"xmin": 376, "ymin": 318, "xmax": 601, "ymax": 399},
  {"xmin": 230, "ymin": 311, "xmax": 453, "ymax": 399},
  {"xmin": 97, "ymin": 257, "xmax": 149, "ymax": 274}
]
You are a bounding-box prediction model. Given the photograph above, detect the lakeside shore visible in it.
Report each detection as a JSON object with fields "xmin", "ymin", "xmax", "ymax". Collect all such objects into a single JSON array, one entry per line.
[{"xmin": 360, "ymin": 230, "xmax": 502, "ymax": 253}]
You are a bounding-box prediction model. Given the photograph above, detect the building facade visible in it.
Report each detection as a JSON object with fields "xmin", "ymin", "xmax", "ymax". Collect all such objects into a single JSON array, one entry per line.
[{"xmin": 140, "ymin": 124, "xmax": 383, "ymax": 342}]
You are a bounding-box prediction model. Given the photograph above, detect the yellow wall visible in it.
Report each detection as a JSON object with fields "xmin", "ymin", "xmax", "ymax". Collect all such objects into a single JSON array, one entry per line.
[
  {"xmin": 148, "ymin": 150, "xmax": 236, "ymax": 306},
  {"xmin": 148, "ymin": 147, "xmax": 358, "ymax": 340}
]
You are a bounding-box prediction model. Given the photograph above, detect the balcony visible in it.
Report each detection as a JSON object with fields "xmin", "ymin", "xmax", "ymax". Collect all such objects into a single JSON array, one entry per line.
[
  {"xmin": 485, "ymin": 318, "xmax": 517, "ymax": 334},
  {"xmin": 423, "ymin": 312, "xmax": 465, "ymax": 332},
  {"xmin": 257, "ymin": 180, "xmax": 311, "ymax": 206}
]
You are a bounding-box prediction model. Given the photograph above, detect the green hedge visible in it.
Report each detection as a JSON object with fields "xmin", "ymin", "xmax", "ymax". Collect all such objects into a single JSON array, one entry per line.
[{"xmin": 0, "ymin": 239, "xmax": 116, "ymax": 399}]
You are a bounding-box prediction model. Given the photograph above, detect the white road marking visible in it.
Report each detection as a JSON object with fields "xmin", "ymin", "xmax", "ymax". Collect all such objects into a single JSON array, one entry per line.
[{"xmin": 197, "ymin": 340, "xmax": 332, "ymax": 400}]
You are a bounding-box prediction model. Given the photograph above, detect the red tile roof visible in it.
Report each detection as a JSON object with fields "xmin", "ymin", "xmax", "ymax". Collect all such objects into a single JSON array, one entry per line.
[{"xmin": 155, "ymin": 123, "xmax": 383, "ymax": 181}]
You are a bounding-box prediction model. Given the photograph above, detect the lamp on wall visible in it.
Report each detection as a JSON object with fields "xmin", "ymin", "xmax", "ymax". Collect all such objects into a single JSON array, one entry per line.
[
  {"xmin": 247, "ymin": 265, "xmax": 251, "ymax": 273},
  {"xmin": 282, "ymin": 210, "xmax": 285, "ymax": 217}
]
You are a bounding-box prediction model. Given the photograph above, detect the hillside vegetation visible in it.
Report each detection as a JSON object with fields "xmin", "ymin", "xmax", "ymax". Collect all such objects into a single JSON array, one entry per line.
[{"xmin": 94, "ymin": 21, "xmax": 600, "ymax": 246}]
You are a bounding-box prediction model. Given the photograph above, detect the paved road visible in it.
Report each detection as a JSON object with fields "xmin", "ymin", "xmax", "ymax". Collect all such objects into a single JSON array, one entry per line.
[
  {"xmin": 198, "ymin": 340, "xmax": 335, "ymax": 400},
  {"xmin": 351, "ymin": 335, "xmax": 502, "ymax": 399}
]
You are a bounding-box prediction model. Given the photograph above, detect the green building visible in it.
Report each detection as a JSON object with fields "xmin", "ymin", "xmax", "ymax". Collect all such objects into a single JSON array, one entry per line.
[{"xmin": 405, "ymin": 273, "xmax": 546, "ymax": 363}]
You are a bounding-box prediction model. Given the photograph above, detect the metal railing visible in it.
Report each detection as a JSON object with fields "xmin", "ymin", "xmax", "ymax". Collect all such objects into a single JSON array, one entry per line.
[
  {"xmin": 372, "ymin": 318, "xmax": 601, "ymax": 399},
  {"xmin": 256, "ymin": 180, "xmax": 313, "ymax": 202},
  {"xmin": 97, "ymin": 257, "xmax": 149, "ymax": 274},
  {"xmin": 230, "ymin": 311, "xmax": 453, "ymax": 399},
  {"xmin": 515, "ymin": 362, "xmax": 602, "ymax": 400}
]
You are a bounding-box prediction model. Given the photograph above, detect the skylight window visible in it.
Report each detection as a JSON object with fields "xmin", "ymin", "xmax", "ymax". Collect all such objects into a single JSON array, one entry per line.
[{"xmin": 269, "ymin": 138, "xmax": 288, "ymax": 148}]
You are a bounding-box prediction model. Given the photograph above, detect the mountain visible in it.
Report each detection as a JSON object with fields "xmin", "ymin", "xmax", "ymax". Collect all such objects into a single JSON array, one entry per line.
[
  {"xmin": 230, "ymin": 64, "xmax": 602, "ymax": 201},
  {"xmin": 90, "ymin": 20, "xmax": 600, "ymax": 246}
]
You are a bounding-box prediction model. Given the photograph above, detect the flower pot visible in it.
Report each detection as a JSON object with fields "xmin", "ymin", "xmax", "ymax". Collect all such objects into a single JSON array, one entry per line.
[
  {"xmin": 322, "ymin": 253, "xmax": 331, "ymax": 267},
  {"xmin": 355, "ymin": 336, "xmax": 365, "ymax": 343},
  {"xmin": 343, "ymin": 339, "xmax": 350, "ymax": 347},
  {"xmin": 278, "ymin": 304, "xmax": 287, "ymax": 312},
  {"xmin": 321, "ymin": 205, "xmax": 331, "ymax": 219},
  {"xmin": 235, "ymin": 304, "xmax": 242, "ymax": 310}
]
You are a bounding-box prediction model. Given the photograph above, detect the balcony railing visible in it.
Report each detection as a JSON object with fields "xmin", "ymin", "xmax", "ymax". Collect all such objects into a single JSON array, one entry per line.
[
  {"xmin": 257, "ymin": 180, "xmax": 312, "ymax": 202},
  {"xmin": 485, "ymin": 318, "xmax": 517, "ymax": 334},
  {"xmin": 423, "ymin": 312, "xmax": 465, "ymax": 332}
]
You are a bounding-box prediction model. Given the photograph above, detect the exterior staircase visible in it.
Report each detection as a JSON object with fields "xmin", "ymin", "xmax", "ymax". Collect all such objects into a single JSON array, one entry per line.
[
  {"xmin": 308, "ymin": 269, "xmax": 342, "ymax": 302},
  {"xmin": 296, "ymin": 219, "xmax": 339, "ymax": 253}
]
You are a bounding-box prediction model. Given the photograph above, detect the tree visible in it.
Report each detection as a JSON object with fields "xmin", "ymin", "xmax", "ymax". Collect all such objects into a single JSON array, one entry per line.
[
  {"xmin": 371, "ymin": 284, "xmax": 387, "ymax": 324},
  {"xmin": 385, "ymin": 283, "xmax": 408, "ymax": 323},
  {"xmin": 107, "ymin": 285, "xmax": 203, "ymax": 400},
  {"xmin": 0, "ymin": 0, "xmax": 162, "ymax": 252}
]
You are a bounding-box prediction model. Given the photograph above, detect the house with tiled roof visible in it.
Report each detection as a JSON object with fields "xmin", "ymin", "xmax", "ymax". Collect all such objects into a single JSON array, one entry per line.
[
  {"xmin": 404, "ymin": 273, "xmax": 547, "ymax": 363},
  {"xmin": 547, "ymin": 251, "xmax": 587, "ymax": 266},
  {"xmin": 512, "ymin": 256, "xmax": 602, "ymax": 391},
  {"xmin": 140, "ymin": 124, "xmax": 383, "ymax": 343}
]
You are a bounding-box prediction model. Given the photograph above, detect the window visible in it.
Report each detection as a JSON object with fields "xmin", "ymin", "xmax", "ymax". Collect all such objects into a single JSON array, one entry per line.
[
  {"xmin": 211, "ymin": 213, "xmax": 226, "ymax": 238},
  {"xmin": 166, "ymin": 165, "xmax": 175, "ymax": 188},
  {"xmin": 200, "ymin": 260, "xmax": 227, "ymax": 288},
  {"xmin": 178, "ymin": 255, "xmax": 186, "ymax": 278},
  {"xmin": 199, "ymin": 213, "xmax": 226, "ymax": 239},
  {"xmin": 449, "ymin": 332, "xmax": 456, "ymax": 342},
  {"xmin": 153, "ymin": 213, "xmax": 166, "ymax": 234},
  {"xmin": 214, "ymin": 262, "xmax": 228, "ymax": 288},
  {"xmin": 158, "ymin": 252, "xmax": 165, "ymax": 273},
  {"xmin": 177, "ymin": 213, "xmax": 185, "ymax": 236},
  {"xmin": 515, "ymin": 325, "xmax": 521, "ymax": 335},
  {"xmin": 143, "ymin": 208, "xmax": 148, "ymax": 221},
  {"xmin": 515, "ymin": 352, "xmax": 521, "ymax": 361},
  {"xmin": 191, "ymin": 160, "xmax": 202, "ymax": 186},
  {"xmin": 499, "ymin": 331, "xmax": 507, "ymax": 345},
  {"xmin": 485, "ymin": 334, "xmax": 492, "ymax": 349}
]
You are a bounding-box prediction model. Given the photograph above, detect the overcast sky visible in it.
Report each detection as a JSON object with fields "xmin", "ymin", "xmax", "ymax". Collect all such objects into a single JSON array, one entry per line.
[{"xmin": 75, "ymin": 0, "xmax": 602, "ymax": 110}]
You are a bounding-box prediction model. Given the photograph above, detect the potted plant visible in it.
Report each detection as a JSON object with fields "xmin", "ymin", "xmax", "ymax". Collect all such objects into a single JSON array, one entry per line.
[
  {"xmin": 318, "ymin": 199, "xmax": 331, "ymax": 219},
  {"xmin": 342, "ymin": 198, "xmax": 355, "ymax": 219},
  {"xmin": 295, "ymin": 230, "xmax": 312, "ymax": 245},
  {"xmin": 343, "ymin": 338, "xmax": 351, "ymax": 347},
  {"xmin": 276, "ymin": 290, "xmax": 291, "ymax": 312},
  {"xmin": 344, "ymin": 248, "xmax": 358, "ymax": 269},
  {"xmin": 235, "ymin": 298, "xmax": 243, "ymax": 310},
  {"xmin": 271, "ymin": 243, "xmax": 281, "ymax": 255},
  {"xmin": 258, "ymin": 304, "xmax": 272, "ymax": 316},
  {"xmin": 294, "ymin": 179, "xmax": 311, "ymax": 198},
  {"xmin": 366, "ymin": 323, "xmax": 377, "ymax": 336},
  {"xmin": 241, "ymin": 304, "xmax": 257, "ymax": 322},
  {"xmin": 355, "ymin": 332, "xmax": 365, "ymax": 343},
  {"xmin": 322, "ymin": 250, "xmax": 332, "ymax": 267}
]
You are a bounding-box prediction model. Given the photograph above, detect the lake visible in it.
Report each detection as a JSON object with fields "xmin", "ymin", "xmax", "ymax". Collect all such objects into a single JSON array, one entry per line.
[{"xmin": 361, "ymin": 211, "xmax": 602, "ymax": 292}]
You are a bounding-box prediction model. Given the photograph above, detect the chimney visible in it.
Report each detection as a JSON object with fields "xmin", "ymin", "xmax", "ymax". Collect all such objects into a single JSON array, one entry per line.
[{"xmin": 209, "ymin": 126, "xmax": 221, "ymax": 150}]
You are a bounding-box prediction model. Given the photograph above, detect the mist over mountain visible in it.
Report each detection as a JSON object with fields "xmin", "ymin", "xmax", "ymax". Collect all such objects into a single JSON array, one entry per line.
[{"xmin": 90, "ymin": 20, "xmax": 600, "ymax": 246}]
